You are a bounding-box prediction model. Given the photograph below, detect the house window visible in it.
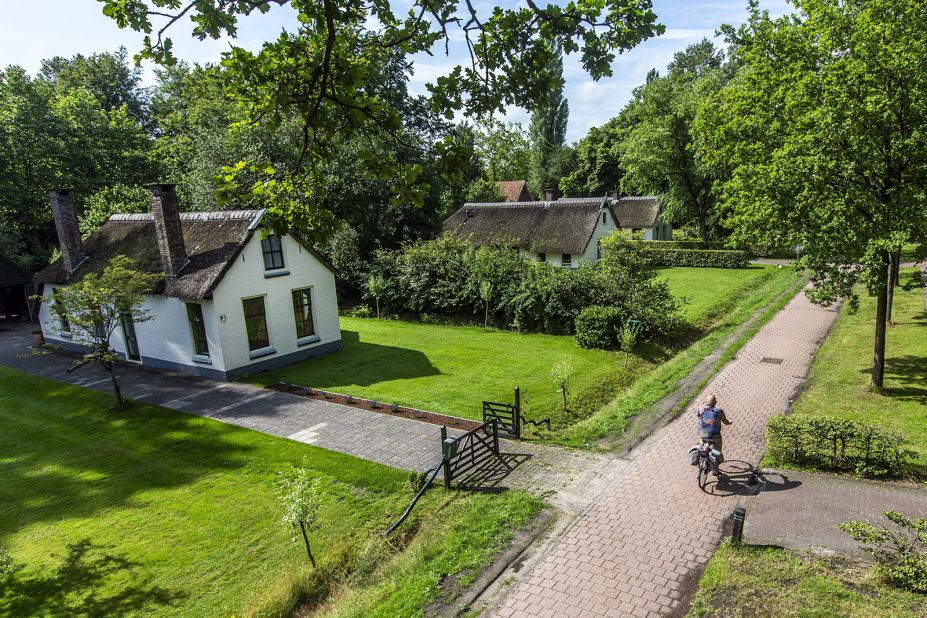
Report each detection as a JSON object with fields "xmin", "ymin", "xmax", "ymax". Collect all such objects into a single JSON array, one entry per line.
[
  {"xmin": 121, "ymin": 314, "xmax": 140, "ymax": 361},
  {"xmin": 602, "ymin": 212, "xmax": 607, "ymax": 224},
  {"xmin": 561, "ymin": 254, "xmax": 572, "ymax": 267},
  {"xmin": 538, "ymin": 253, "xmax": 546, "ymax": 262},
  {"xmin": 186, "ymin": 303, "xmax": 210, "ymax": 357},
  {"xmin": 242, "ymin": 296, "xmax": 270, "ymax": 351},
  {"xmin": 53, "ymin": 288, "xmax": 69, "ymax": 333},
  {"xmin": 261, "ymin": 235, "xmax": 285, "ymax": 271},
  {"xmin": 632, "ymin": 228, "xmax": 642, "ymax": 234},
  {"xmin": 291, "ymin": 288, "xmax": 315, "ymax": 340},
  {"xmin": 597, "ymin": 240, "xmax": 602, "ymax": 260}
]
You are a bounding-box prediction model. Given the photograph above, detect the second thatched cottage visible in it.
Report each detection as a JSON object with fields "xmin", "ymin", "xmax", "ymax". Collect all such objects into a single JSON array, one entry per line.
[{"xmin": 443, "ymin": 195, "xmax": 671, "ymax": 268}]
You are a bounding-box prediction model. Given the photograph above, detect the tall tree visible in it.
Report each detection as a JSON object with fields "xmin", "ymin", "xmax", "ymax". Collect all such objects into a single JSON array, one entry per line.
[
  {"xmin": 474, "ymin": 120, "xmax": 531, "ymax": 182},
  {"xmin": 620, "ymin": 39, "xmax": 729, "ymax": 240},
  {"xmin": 97, "ymin": 0, "xmax": 661, "ymax": 236},
  {"xmin": 528, "ymin": 45, "xmax": 570, "ymax": 198},
  {"xmin": 559, "ymin": 116, "xmax": 627, "ymax": 197},
  {"xmin": 695, "ymin": 0, "xmax": 927, "ymax": 388}
]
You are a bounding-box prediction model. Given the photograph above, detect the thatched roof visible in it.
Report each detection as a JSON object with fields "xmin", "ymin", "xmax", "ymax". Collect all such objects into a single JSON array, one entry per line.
[
  {"xmin": 613, "ymin": 196, "xmax": 661, "ymax": 228},
  {"xmin": 35, "ymin": 210, "xmax": 331, "ymax": 300},
  {"xmin": 0, "ymin": 254, "xmax": 30, "ymax": 287},
  {"xmin": 495, "ymin": 180, "xmax": 534, "ymax": 202},
  {"xmin": 444, "ymin": 198, "xmax": 609, "ymax": 254}
]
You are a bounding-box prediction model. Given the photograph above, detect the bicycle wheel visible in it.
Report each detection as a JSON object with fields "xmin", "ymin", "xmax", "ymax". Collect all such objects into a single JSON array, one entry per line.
[{"xmin": 698, "ymin": 457, "xmax": 709, "ymax": 490}]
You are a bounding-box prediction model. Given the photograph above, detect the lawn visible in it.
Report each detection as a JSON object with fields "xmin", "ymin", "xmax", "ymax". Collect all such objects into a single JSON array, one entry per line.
[
  {"xmin": 0, "ymin": 366, "xmax": 542, "ymax": 617},
  {"xmin": 249, "ymin": 265, "xmax": 796, "ymax": 434},
  {"xmin": 688, "ymin": 543, "xmax": 927, "ymax": 618},
  {"xmin": 655, "ymin": 264, "xmax": 779, "ymax": 323},
  {"xmin": 787, "ymin": 269, "xmax": 927, "ymax": 475}
]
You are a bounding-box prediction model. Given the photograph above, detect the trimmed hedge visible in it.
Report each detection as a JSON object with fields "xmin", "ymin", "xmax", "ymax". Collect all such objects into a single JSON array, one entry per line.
[
  {"xmin": 575, "ymin": 306, "xmax": 623, "ymax": 349},
  {"xmin": 642, "ymin": 247, "xmax": 751, "ymax": 268},
  {"xmin": 765, "ymin": 414, "xmax": 913, "ymax": 478},
  {"xmin": 639, "ymin": 240, "xmax": 726, "ymax": 250}
]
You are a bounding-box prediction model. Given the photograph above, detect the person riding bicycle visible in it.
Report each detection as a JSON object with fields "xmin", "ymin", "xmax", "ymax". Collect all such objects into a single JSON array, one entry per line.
[{"xmin": 696, "ymin": 394, "xmax": 731, "ymax": 475}]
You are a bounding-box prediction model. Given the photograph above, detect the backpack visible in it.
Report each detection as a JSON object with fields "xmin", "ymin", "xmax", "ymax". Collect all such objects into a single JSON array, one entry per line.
[{"xmin": 698, "ymin": 405, "xmax": 721, "ymax": 439}]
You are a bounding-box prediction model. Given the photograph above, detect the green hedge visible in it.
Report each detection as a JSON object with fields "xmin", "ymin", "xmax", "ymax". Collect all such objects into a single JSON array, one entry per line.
[
  {"xmin": 765, "ymin": 414, "xmax": 913, "ymax": 478},
  {"xmin": 639, "ymin": 240, "xmax": 726, "ymax": 250},
  {"xmin": 575, "ymin": 306, "xmax": 623, "ymax": 349},
  {"xmin": 642, "ymin": 247, "xmax": 751, "ymax": 268}
]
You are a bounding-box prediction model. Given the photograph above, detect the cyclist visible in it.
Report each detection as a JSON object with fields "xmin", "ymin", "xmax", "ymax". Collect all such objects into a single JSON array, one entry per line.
[{"xmin": 696, "ymin": 394, "xmax": 731, "ymax": 475}]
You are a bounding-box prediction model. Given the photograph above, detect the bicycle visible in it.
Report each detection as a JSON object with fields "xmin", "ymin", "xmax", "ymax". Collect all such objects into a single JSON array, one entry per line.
[{"xmin": 695, "ymin": 441, "xmax": 719, "ymax": 490}]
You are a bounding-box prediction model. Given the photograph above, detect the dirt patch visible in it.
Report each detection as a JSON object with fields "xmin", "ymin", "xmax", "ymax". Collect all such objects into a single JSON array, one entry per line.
[{"xmin": 267, "ymin": 381, "xmax": 482, "ymax": 431}]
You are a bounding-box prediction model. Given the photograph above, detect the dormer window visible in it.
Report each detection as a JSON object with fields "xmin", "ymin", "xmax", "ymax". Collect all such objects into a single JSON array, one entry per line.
[{"xmin": 261, "ymin": 234, "xmax": 285, "ymax": 272}]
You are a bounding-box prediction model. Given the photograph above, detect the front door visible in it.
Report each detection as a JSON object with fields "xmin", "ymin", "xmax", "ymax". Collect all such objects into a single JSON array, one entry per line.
[{"xmin": 121, "ymin": 314, "xmax": 140, "ymax": 361}]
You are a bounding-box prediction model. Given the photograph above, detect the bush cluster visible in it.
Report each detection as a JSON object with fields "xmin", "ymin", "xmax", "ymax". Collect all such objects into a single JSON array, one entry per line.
[
  {"xmin": 641, "ymin": 247, "xmax": 751, "ymax": 268},
  {"xmin": 575, "ymin": 306, "xmax": 623, "ymax": 349},
  {"xmin": 638, "ymin": 240, "xmax": 726, "ymax": 250},
  {"xmin": 838, "ymin": 510, "xmax": 927, "ymax": 593},
  {"xmin": 765, "ymin": 414, "xmax": 912, "ymax": 477},
  {"xmin": 365, "ymin": 232, "xmax": 682, "ymax": 341}
]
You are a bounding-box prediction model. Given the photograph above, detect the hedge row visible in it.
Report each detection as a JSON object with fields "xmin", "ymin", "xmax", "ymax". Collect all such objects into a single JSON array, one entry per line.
[
  {"xmin": 765, "ymin": 414, "xmax": 913, "ymax": 478},
  {"xmin": 638, "ymin": 240, "xmax": 726, "ymax": 250},
  {"xmin": 641, "ymin": 247, "xmax": 751, "ymax": 268}
]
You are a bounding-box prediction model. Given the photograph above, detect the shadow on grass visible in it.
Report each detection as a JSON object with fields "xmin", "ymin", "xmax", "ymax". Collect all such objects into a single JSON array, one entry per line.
[
  {"xmin": 0, "ymin": 383, "xmax": 258, "ymax": 534},
  {"xmin": 268, "ymin": 330, "xmax": 442, "ymax": 387},
  {"xmin": 0, "ymin": 538, "xmax": 185, "ymax": 616},
  {"xmin": 858, "ymin": 354, "xmax": 927, "ymax": 404}
]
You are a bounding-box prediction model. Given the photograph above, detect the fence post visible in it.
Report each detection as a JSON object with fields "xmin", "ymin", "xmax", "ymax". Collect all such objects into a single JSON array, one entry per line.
[
  {"xmin": 514, "ymin": 386, "xmax": 521, "ymax": 440},
  {"xmin": 441, "ymin": 426, "xmax": 451, "ymax": 489},
  {"xmin": 491, "ymin": 418, "xmax": 500, "ymax": 454}
]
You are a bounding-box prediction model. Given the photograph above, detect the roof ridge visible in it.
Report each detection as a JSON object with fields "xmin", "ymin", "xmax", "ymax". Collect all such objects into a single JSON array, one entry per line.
[{"xmin": 108, "ymin": 210, "xmax": 263, "ymax": 222}]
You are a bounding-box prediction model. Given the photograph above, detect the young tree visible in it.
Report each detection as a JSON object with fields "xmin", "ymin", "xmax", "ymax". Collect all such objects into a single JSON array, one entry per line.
[
  {"xmin": 366, "ymin": 274, "xmax": 385, "ymax": 318},
  {"xmin": 97, "ymin": 0, "xmax": 663, "ymax": 236},
  {"xmin": 44, "ymin": 256, "xmax": 159, "ymax": 408},
  {"xmin": 529, "ymin": 44, "xmax": 570, "ymax": 198},
  {"xmin": 695, "ymin": 0, "xmax": 927, "ymax": 388},
  {"xmin": 479, "ymin": 280, "xmax": 493, "ymax": 328},
  {"xmin": 549, "ymin": 357, "xmax": 574, "ymax": 413},
  {"xmin": 277, "ymin": 466, "xmax": 322, "ymax": 568}
]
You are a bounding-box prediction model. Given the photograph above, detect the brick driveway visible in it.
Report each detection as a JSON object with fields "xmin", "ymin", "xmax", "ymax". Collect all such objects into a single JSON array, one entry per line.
[{"xmin": 492, "ymin": 290, "xmax": 840, "ymax": 617}]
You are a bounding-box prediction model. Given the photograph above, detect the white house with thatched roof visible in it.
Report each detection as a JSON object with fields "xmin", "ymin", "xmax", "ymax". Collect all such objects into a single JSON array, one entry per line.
[
  {"xmin": 443, "ymin": 195, "xmax": 670, "ymax": 268},
  {"xmin": 36, "ymin": 185, "xmax": 341, "ymax": 380}
]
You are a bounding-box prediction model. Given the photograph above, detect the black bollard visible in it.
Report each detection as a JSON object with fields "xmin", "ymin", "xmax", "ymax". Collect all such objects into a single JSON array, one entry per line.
[{"xmin": 732, "ymin": 507, "xmax": 746, "ymax": 545}]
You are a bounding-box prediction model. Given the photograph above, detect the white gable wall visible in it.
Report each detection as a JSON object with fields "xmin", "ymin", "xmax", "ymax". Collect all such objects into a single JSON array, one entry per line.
[
  {"xmin": 211, "ymin": 231, "xmax": 341, "ymax": 377},
  {"xmin": 581, "ymin": 208, "xmax": 618, "ymax": 263}
]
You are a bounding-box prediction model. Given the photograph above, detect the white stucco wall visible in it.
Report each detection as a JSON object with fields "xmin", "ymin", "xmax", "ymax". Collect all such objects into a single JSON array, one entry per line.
[
  {"xmin": 581, "ymin": 208, "xmax": 618, "ymax": 262},
  {"xmin": 38, "ymin": 285, "xmax": 227, "ymax": 373},
  {"xmin": 211, "ymin": 231, "xmax": 341, "ymax": 375}
]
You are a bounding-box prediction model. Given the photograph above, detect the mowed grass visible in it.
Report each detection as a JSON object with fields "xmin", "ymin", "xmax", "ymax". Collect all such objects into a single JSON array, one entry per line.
[
  {"xmin": 790, "ymin": 269, "xmax": 927, "ymax": 474},
  {"xmin": 656, "ymin": 264, "xmax": 779, "ymax": 323},
  {"xmin": 0, "ymin": 366, "xmax": 541, "ymax": 617},
  {"xmin": 688, "ymin": 543, "xmax": 927, "ymax": 618},
  {"xmin": 250, "ymin": 265, "xmax": 787, "ymax": 429}
]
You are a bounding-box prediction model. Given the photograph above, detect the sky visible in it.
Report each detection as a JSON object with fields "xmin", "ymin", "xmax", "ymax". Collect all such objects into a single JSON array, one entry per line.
[{"xmin": 1, "ymin": 0, "xmax": 791, "ymax": 141}]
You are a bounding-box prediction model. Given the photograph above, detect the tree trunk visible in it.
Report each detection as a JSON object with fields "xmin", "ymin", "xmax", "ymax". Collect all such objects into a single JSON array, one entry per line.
[
  {"xmin": 375, "ymin": 298, "xmax": 380, "ymax": 319},
  {"xmin": 105, "ymin": 362, "xmax": 125, "ymax": 408},
  {"xmin": 886, "ymin": 256, "xmax": 895, "ymax": 325},
  {"xmin": 299, "ymin": 521, "xmax": 316, "ymax": 568},
  {"xmin": 697, "ymin": 211, "xmax": 708, "ymax": 242},
  {"xmin": 484, "ymin": 300, "xmax": 489, "ymax": 328},
  {"xmin": 872, "ymin": 252, "xmax": 890, "ymax": 389}
]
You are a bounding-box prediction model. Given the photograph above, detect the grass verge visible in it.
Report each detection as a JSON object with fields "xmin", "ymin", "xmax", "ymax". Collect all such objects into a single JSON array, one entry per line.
[
  {"xmin": 0, "ymin": 366, "xmax": 542, "ymax": 617},
  {"xmin": 688, "ymin": 543, "xmax": 927, "ymax": 618},
  {"xmin": 777, "ymin": 268, "xmax": 927, "ymax": 476}
]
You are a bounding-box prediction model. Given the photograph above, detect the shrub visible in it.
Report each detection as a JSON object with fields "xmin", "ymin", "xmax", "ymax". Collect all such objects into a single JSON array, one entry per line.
[
  {"xmin": 838, "ymin": 510, "xmax": 927, "ymax": 593},
  {"xmin": 639, "ymin": 240, "xmax": 726, "ymax": 250},
  {"xmin": 765, "ymin": 414, "xmax": 912, "ymax": 477},
  {"xmin": 641, "ymin": 247, "xmax": 751, "ymax": 268},
  {"xmin": 575, "ymin": 306, "xmax": 622, "ymax": 349}
]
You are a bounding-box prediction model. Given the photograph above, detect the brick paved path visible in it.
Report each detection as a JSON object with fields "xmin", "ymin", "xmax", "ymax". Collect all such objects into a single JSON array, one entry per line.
[
  {"xmin": 0, "ymin": 323, "xmax": 619, "ymax": 513},
  {"xmin": 492, "ymin": 289, "xmax": 840, "ymax": 617},
  {"xmin": 744, "ymin": 470, "xmax": 927, "ymax": 558}
]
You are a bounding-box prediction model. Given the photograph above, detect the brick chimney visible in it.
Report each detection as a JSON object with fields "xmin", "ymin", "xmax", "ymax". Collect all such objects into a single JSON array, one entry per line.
[
  {"xmin": 49, "ymin": 189, "xmax": 86, "ymax": 276},
  {"xmin": 146, "ymin": 184, "xmax": 188, "ymax": 277},
  {"xmin": 545, "ymin": 188, "xmax": 556, "ymax": 202}
]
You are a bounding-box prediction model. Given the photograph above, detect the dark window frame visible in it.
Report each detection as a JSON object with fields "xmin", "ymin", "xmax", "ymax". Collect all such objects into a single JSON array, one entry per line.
[
  {"xmin": 242, "ymin": 296, "xmax": 271, "ymax": 352},
  {"xmin": 291, "ymin": 287, "xmax": 316, "ymax": 340},
  {"xmin": 121, "ymin": 313, "xmax": 140, "ymax": 361},
  {"xmin": 561, "ymin": 253, "xmax": 572, "ymax": 267},
  {"xmin": 186, "ymin": 303, "xmax": 210, "ymax": 357},
  {"xmin": 261, "ymin": 234, "xmax": 285, "ymax": 271},
  {"xmin": 538, "ymin": 252, "xmax": 546, "ymax": 262}
]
